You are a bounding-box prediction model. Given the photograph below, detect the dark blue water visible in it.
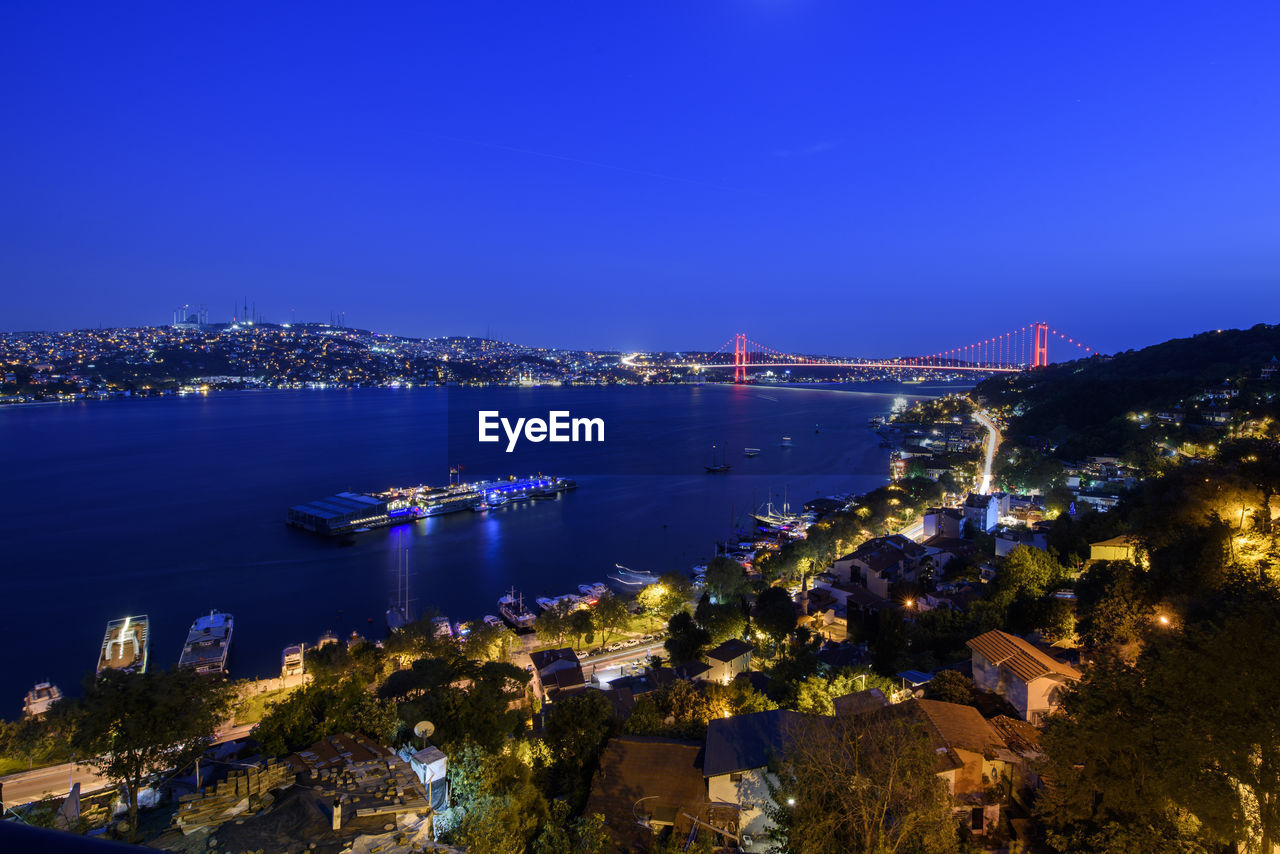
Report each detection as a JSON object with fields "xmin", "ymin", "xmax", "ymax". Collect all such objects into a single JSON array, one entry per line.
[{"xmin": 0, "ymin": 382, "xmax": 957, "ymax": 714}]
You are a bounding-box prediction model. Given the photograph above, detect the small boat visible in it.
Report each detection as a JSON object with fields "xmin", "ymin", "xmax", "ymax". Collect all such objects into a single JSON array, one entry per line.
[
  {"xmin": 97, "ymin": 615, "xmax": 150, "ymax": 676},
  {"xmin": 22, "ymin": 682, "xmax": 62, "ymax": 718},
  {"xmin": 498, "ymin": 588, "xmax": 536, "ymax": 630},
  {"xmin": 743, "ymin": 448, "xmax": 761, "ymax": 457},
  {"xmin": 536, "ymin": 596, "xmax": 556, "ymax": 611},
  {"xmin": 178, "ymin": 610, "xmax": 234, "ymax": 675},
  {"xmin": 780, "ymin": 436, "xmax": 793, "ymax": 447},
  {"xmin": 483, "ymin": 615, "xmax": 504, "ymax": 629},
  {"xmin": 578, "ymin": 582, "xmax": 609, "ymax": 598},
  {"xmin": 705, "ymin": 442, "xmax": 731, "ymax": 473},
  {"xmin": 281, "ymin": 643, "xmax": 306, "ymax": 678}
]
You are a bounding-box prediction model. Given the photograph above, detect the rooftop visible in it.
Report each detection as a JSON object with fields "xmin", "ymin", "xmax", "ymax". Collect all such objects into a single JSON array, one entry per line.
[{"xmin": 967, "ymin": 630, "xmax": 1082, "ymax": 683}]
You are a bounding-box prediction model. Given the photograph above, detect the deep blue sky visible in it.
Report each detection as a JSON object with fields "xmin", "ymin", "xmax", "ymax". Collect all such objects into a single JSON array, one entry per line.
[{"xmin": 3, "ymin": 2, "xmax": 1278, "ymax": 357}]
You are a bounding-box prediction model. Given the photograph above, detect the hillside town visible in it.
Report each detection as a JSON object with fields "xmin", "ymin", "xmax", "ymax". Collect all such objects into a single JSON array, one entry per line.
[{"xmin": 3, "ymin": 325, "xmax": 1280, "ymax": 854}]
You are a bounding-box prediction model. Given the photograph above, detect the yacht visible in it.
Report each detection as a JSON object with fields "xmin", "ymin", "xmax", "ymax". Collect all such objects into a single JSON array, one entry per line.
[{"xmin": 178, "ymin": 610, "xmax": 234, "ymax": 675}]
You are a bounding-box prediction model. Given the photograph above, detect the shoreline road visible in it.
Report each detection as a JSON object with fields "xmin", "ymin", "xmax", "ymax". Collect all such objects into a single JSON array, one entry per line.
[
  {"xmin": 1, "ymin": 723, "xmax": 257, "ymax": 809},
  {"xmin": 973, "ymin": 410, "xmax": 1002, "ymax": 495}
]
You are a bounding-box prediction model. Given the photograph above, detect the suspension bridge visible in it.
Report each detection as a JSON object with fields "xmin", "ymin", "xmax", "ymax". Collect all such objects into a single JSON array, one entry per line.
[{"xmin": 622, "ymin": 322, "xmax": 1094, "ymax": 382}]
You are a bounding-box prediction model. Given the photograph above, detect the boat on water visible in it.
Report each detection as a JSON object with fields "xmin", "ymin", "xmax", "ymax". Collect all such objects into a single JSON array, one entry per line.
[
  {"xmin": 387, "ymin": 549, "xmax": 413, "ymax": 632},
  {"xmin": 705, "ymin": 442, "xmax": 731, "ymax": 473},
  {"xmin": 281, "ymin": 643, "xmax": 306, "ymax": 678},
  {"xmin": 22, "ymin": 682, "xmax": 62, "ymax": 718},
  {"xmin": 498, "ymin": 588, "xmax": 536, "ymax": 630},
  {"xmin": 483, "ymin": 615, "xmax": 504, "ymax": 629},
  {"xmin": 97, "ymin": 615, "xmax": 149, "ymax": 676},
  {"xmin": 578, "ymin": 582, "xmax": 609, "ymax": 599},
  {"xmin": 743, "ymin": 448, "xmax": 761, "ymax": 457},
  {"xmin": 779, "ymin": 436, "xmax": 793, "ymax": 447},
  {"xmin": 178, "ymin": 610, "xmax": 234, "ymax": 675},
  {"xmin": 537, "ymin": 593, "xmax": 583, "ymax": 611}
]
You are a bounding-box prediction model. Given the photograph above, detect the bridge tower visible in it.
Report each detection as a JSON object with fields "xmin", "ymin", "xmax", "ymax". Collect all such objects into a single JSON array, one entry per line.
[
  {"xmin": 1032, "ymin": 322, "xmax": 1049, "ymax": 368},
  {"xmin": 733, "ymin": 333, "xmax": 747, "ymax": 383}
]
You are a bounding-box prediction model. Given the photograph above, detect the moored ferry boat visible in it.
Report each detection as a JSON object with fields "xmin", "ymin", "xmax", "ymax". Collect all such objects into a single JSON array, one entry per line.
[
  {"xmin": 97, "ymin": 615, "xmax": 150, "ymax": 676},
  {"xmin": 178, "ymin": 610, "xmax": 234, "ymax": 675},
  {"xmin": 497, "ymin": 588, "xmax": 536, "ymax": 629}
]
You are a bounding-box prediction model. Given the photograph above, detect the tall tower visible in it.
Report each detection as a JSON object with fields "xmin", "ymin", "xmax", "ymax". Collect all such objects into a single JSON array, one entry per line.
[
  {"xmin": 1032, "ymin": 322, "xmax": 1049, "ymax": 368},
  {"xmin": 733, "ymin": 334, "xmax": 747, "ymax": 383}
]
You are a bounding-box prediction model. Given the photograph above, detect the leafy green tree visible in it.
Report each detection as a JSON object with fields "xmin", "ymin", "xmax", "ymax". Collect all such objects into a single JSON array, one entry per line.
[
  {"xmin": 465, "ymin": 620, "xmax": 519, "ymax": 663},
  {"xmin": 70, "ymin": 669, "xmax": 233, "ymax": 839},
  {"xmin": 256, "ymin": 676, "xmax": 397, "ymax": 757},
  {"xmin": 754, "ymin": 585, "xmax": 797, "ymax": 649},
  {"xmin": 533, "ymin": 801, "xmax": 611, "ymax": 854},
  {"xmin": 993, "ymin": 545, "xmax": 1070, "ymax": 609},
  {"xmin": 535, "ymin": 600, "xmax": 572, "ymax": 646},
  {"xmin": 622, "ymin": 680, "xmax": 714, "ymax": 741},
  {"xmin": 793, "ymin": 669, "xmax": 893, "ymax": 715},
  {"xmin": 1076, "ymin": 560, "xmax": 1148, "ymax": 647},
  {"xmin": 447, "ymin": 740, "xmax": 549, "ymax": 854},
  {"xmin": 593, "ymin": 591, "xmax": 630, "ymax": 645},
  {"xmin": 1038, "ymin": 595, "xmax": 1280, "ymax": 853},
  {"xmin": 638, "ymin": 572, "xmax": 694, "ymax": 619},
  {"xmin": 379, "ymin": 655, "xmax": 528, "ymax": 752},
  {"xmin": 569, "ymin": 608, "xmax": 595, "ymax": 650},
  {"xmin": 769, "ymin": 708, "xmax": 957, "ymax": 853},
  {"xmin": 541, "ymin": 690, "xmax": 616, "ymax": 812},
  {"xmin": 664, "ymin": 610, "xmax": 711, "ymax": 665},
  {"xmin": 694, "ymin": 594, "xmax": 747, "ymax": 644},
  {"xmin": 704, "ymin": 555, "xmax": 750, "ymax": 603},
  {"xmin": 923, "ymin": 670, "xmax": 975, "ymax": 706}
]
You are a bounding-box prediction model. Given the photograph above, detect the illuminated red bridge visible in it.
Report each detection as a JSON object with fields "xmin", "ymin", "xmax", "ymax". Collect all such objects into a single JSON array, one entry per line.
[{"xmin": 623, "ymin": 323, "xmax": 1094, "ymax": 382}]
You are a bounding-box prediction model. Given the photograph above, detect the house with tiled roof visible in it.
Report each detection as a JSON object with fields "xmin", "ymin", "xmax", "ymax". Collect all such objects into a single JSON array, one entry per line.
[
  {"xmin": 529, "ymin": 647, "xmax": 584, "ymax": 705},
  {"xmin": 841, "ymin": 698, "xmax": 1018, "ymax": 838},
  {"xmin": 703, "ymin": 710, "xmax": 807, "ymax": 850},
  {"xmin": 967, "ymin": 630, "xmax": 1081, "ymax": 723},
  {"xmin": 705, "ymin": 638, "xmax": 753, "ymax": 684},
  {"xmin": 585, "ymin": 735, "xmax": 718, "ymax": 851}
]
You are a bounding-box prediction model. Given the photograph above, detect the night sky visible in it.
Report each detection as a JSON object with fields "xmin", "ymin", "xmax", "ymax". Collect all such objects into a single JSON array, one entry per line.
[{"xmin": 3, "ymin": 2, "xmax": 1278, "ymax": 357}]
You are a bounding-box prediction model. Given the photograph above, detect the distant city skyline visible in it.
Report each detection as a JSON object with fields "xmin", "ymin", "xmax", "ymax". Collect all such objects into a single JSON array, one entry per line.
[{"xmin": 3, "ymin": 3, "xmax": 1279, "ymax": 356}]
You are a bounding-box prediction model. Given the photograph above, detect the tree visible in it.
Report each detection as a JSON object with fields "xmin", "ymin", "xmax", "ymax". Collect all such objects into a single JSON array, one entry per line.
[
  {"xmin": 664, "ymin": 611, "xmax": 711, "ymax": 665},
  {"xmin": 447, "ymin": 740, "xmax": 549, "ymax": 854},
  {"xmin": 994, "ymin": 545, "xmax": 1070, "ymax": 609},
  {"xmin": 769, "ymin": 708, "xmax": 957, "ymax": 853},
  {"xmin": 569, "ymin": 608, "xmax": 595, "ymax": 650},
  {"xmin": 466, "ymin": 621, "xmax": 519, "ymax": 663},
  {"xmin": 924, "ymin": 670, "xmax": 974, "ymax": 706},
  {"xmin": 593, "ymin": 591, "xmax": 630, "ymax": 645},
  {"xmin": 638, "ymin": 572, "xmax": 693, "ymax": 619},
  {"xmin": 257, "ymin": 676, "xmax": 398, "ymax": 757},
  {"xmin": 71, "ymin": 669, "xmax": 233, "ymax": 839},
  {"xmin": 694, "ymin": 595, "xmax": 747, "ymax": 644},
  {"xmin": 1076, "ymin": 560, "xmax": 1148, "ymax": 647},
  {"xmin": 533, "ymin": 801, "xmax": 611, "ymax": 854},
  {"xmin": 754, "ymin": 585, "xmax": 797, "ymax": 649},
  {"xmin": 379, "ymin": 656, "xmax": 528, "ymax": 752},
  {"xmin": 535, "ymin": 600, "xmax": 572, "ymax": 646},
  {"xmin": 795, "ymin": 670, "xmax": 874, "ymax": 715},
  {"xmin": 541, "ymin": 690, "xmax": 616, "ymax": 812},
  {"xmin": 1038, "ymin": 595, "xmax": 1280, "ymax": 853},
  {"xmin": 704, "ymin": 555, "xmax": 750, "ymax": 603}
]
